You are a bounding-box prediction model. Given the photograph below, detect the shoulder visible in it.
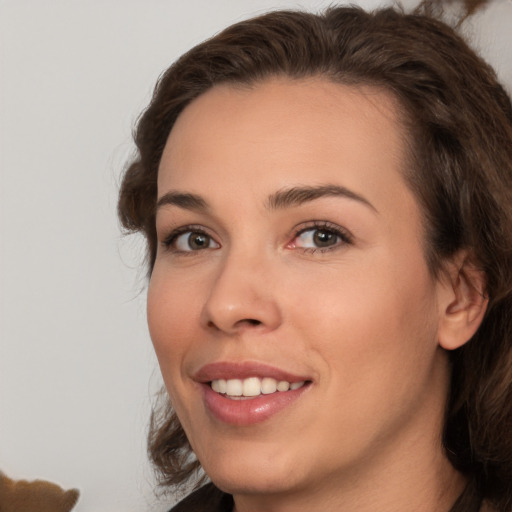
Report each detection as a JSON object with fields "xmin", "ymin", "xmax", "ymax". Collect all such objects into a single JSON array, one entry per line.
[{"xmin": 168, "ymin": 483, "xmax": 233, "ymax": 512}]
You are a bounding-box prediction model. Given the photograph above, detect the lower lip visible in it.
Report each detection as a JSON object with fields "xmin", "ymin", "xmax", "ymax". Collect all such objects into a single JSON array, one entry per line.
[{"xmin": 201, "ymin": 383, "xmax": 310, "ymax": 426}]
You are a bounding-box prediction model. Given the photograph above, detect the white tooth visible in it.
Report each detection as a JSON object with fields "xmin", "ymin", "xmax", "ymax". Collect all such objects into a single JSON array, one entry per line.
[
  {"xmin": 243, "ymin": 377, "xmax": 261, "ymax": 397},
  {"xmin": 211, "ymin": 379, "xmax": 227, "ymax": 393},
  {"xmin": 226, "ymin": 379, "xmax": 243, "ymax": 396},
  {"xmin": 216, "ymin": 379, "xmax": 227, "ymax": 393},
  {"xmin": 213, "ymin": 377, "xmax": 299, "ymax": 396},
  {"xmin": 261, "ymin": 377, "xmax": 277, "ymax": 394},
  {"xmin": 277, "ymin": 380, "xmax": 290, "ymax": 392}
]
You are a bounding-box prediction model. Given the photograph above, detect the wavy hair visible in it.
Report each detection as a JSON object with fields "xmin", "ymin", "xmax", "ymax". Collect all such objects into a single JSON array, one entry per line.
[{"xmin": 118, "ymin": 3, "xmax": 512, "ymax": 510}]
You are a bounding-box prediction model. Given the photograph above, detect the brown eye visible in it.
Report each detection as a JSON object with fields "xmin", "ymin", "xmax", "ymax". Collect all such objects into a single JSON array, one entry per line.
[
  {"xmin": 295, "ymin": 228, "xmax": 341, "ymax": 249},
  {"xmin": 312, "ymin": 230, "xmax": 338, "ymax": 247},
  {"xmin": 188, "ymin": 233, "xmax": 210, "ymax": 250},
  {"xmin": 172, "ymin": 230, "xmax": 220, "ymax": 252}
]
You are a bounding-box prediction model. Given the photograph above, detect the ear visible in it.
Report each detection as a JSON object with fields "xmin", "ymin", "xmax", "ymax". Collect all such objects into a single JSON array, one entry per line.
[
  {"xmin": 63, "ymin": 488, "xmax": 80, "ymax": 512},
  {"xmin": 437, "ymin": 252, "xmax": 488, "ymax": 351}
]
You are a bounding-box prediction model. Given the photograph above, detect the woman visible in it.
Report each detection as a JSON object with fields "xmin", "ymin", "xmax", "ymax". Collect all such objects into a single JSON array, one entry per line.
[{"xmin": 118, "ymin": 1, "xmax": 512, "ymax": 511}]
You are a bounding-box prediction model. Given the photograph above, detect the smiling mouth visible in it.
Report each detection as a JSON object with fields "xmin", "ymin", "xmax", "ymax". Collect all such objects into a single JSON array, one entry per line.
[
  {"xmin": 200, "ymin": 365, "xmax": 312, "ymax": 424},
  {"xmin": 210, "ymin": 377, "xmax": 309, "ymax": 399}
]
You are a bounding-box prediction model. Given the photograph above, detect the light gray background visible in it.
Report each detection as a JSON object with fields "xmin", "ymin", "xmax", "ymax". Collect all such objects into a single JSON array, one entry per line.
[{"xmin": 1, "ymin": 1, "xmax": 511, "ymax": 511}]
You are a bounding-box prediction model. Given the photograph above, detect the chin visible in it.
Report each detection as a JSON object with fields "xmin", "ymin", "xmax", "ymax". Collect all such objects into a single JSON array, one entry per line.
[
  {"xmin": 209, "ymin": 467, "xmax": 304, "ymax": 498},
  {"xmin": 198, "ymin": 440, "xmax": 308, "ymax": 496}
]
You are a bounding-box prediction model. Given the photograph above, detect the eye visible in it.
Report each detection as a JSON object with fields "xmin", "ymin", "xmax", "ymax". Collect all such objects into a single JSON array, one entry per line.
[
  {"xmin": 296, "ymin": 229, "xmax": 338, "ymax": 248},
  {"xmin": 164, "ymin": 228, "xmax": 220, "ymax": 252},
  {"xmin": 290, "ymin": 223, "xmax": 352, "ymax": 251}
]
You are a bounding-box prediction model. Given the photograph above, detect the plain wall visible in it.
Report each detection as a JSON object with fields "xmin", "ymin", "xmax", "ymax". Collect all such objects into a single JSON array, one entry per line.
[{"xmin": 0, "ymin": 1, "xmax": 510, "ymax": 511}]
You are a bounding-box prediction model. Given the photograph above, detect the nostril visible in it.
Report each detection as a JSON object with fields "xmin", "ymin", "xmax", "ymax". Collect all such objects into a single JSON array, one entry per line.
[
  {"xmin": 236, "ymin": 318, "xmax": 262, "ymax": 327},
  {"xmin": 207, "ymin": 320, "xmax": 218, "ymax": 330},
  {"xmin": 207, "ymin": 318, "xmax": 262, "ymax": 330}
]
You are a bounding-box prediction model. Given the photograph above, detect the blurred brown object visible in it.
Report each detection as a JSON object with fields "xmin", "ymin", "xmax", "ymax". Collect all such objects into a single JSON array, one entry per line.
[{"xmin": 0, "ymin": 472, "xmax": 79, "ymax": 512}]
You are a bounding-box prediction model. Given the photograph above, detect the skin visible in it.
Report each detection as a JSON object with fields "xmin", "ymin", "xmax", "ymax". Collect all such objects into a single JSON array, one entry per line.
[{"xmin": 148, "ymin": 78, "xmax": 477, "ymax": 512}]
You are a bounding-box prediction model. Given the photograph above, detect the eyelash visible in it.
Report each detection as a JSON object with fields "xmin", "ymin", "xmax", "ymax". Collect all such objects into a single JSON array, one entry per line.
[
  {"xmin": 160, "ymin": 221, "xmax": 353, "ymax": 255},
  {"xmin": 290, "ymin": 221, "xmax": 353, "ymax": 253},
  {"xmin": 161, "ymin": 225, "xmax": 218, "ymax": 255}
]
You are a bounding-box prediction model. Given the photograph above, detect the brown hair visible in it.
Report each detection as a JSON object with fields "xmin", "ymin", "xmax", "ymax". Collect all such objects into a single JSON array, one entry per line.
[{"xmin": 118, "ymin": 3, "xmax": 512, "ymax": 510}]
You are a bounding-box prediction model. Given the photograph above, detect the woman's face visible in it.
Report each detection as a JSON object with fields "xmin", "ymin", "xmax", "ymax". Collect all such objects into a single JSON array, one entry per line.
[{"xmin": 149, "ymin": 79, "xmax": 452, "ymax": 501}]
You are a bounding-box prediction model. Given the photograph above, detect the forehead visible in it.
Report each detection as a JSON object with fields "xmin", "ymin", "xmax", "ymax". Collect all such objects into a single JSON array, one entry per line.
[{"xmin": 158, "ymin": 77, "xmax": 412, "ymax": 217}]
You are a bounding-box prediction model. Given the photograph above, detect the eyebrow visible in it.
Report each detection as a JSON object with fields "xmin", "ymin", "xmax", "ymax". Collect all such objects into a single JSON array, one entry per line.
[
  {"xmin": 266, "ymin": 184, "xmax": 377, "ymax": 213},
  {"xmin": 156, "ymin": 191, "xmax": 209, "ymax": 213},
  {"xmin": 156, "ymin": 184, "xmax": 377, "ymax": 214}
]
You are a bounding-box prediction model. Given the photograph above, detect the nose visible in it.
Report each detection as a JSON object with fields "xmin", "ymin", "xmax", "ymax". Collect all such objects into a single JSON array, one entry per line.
[{"xmin": 201, "ymin": 252, "xmax": 282, "ymax": 335}]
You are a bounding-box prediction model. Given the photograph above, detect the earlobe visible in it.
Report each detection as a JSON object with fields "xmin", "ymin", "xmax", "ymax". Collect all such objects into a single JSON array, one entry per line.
[{"xmin": 437, "ymin": 254, "xmax": 488, "ymax": 351}]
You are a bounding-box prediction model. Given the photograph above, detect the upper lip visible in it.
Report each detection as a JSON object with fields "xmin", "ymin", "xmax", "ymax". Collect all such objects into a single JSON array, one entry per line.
[{"xmin": 193, "ymin": 361, "xmax": 311, "ymax": 383}]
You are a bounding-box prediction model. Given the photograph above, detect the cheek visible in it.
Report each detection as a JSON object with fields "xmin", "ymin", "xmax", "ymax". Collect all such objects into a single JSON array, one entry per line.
[
  {"xmin": 146, "ymin": 268, "xmax": 201, "ymax": 387},
  {"xmin": 288, "ymin": 250, "xmax": 440, "ymax": 389},
  {"xmin": 146, "ymin": 271, "xmax": 209, "ymax": 437},
  {"xmin": 282, "ymin": 256, "xmax": 443, "ymax": 460}
]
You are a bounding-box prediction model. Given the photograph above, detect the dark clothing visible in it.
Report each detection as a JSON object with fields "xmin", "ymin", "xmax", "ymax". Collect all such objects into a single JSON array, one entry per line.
[
  {"xmin": 169, "ymin": 483, "xmax": 232, "ymax": 512},
  {"xmin": 169, "ymin": 480, "xmax": 484, "ymax": 512}
]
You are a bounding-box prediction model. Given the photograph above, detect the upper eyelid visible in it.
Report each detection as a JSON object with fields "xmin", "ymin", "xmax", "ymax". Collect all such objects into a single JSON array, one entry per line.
[
  {"xmin": 161, "ymin": 224, "xmax": 219, "ymax": 246},
  {"xmin": 292, "ymin": 221, "xmax": 353, "ymax": 241},
  {"xmin": 156, "ymin": 212, "xmax": 223, "ymax": 237}
]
